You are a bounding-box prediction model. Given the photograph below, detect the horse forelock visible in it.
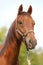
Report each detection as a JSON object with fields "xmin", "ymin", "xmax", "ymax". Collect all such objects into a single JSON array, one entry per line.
[{"xmin": 18, "ymin": 11, "xmax": 30, "ymax": 16}]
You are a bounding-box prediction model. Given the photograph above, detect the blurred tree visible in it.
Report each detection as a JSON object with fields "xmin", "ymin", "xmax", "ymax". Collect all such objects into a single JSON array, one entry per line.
[
  {"xmin": 39, "ymin": 52, "xmax": 43, "ymax": 65},
  {"xmin": 30, "ymin": 51, "xmax": 40, "ymax": 65},
  {"xmin": 0, "ymin": 27, "xmax": 7, "ymax": 44}
]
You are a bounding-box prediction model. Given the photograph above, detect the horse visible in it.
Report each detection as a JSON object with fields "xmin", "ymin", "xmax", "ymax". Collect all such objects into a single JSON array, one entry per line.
[{"xmin": 0, "ymin": 4, "xmax": 37, "ymax": 65}]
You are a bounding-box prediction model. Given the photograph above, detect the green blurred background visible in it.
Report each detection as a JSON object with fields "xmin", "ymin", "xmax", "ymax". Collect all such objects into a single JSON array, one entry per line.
[{"xmin": 0, "ymin": 27, "xmax": 43, "ymax": 65}]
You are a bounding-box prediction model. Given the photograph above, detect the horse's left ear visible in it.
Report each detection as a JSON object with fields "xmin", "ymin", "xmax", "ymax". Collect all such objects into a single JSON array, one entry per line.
[
  {"xmin": 18, "ymin": 4, "xmax": 23, "ymax": 15},
  {"xmin": 27, "ymin": 5, "xmax": 32, "ymax": 15}
]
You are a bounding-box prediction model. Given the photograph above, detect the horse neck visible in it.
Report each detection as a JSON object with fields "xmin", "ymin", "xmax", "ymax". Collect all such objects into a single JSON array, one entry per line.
[
  {"xmin": 5, "ymin": 38, "xmax": 21, "ymax": 65},
  {"xmin": 1, "ymin": 22, "xmax": 22, "ymax": 65}
]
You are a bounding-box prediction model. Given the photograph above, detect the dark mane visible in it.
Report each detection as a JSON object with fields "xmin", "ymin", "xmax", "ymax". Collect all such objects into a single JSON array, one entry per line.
[
  {"xmin": 0, "ymin": 22, "xmax": 16, "ymax": 56},
  {"xmin": 5, "ymin": 23, "xmax": 15, "ymax": 43}
]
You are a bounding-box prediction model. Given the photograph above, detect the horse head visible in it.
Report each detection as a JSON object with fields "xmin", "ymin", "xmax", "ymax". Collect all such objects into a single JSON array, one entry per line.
[{"xmin": 15, "ymin": 4, "xmax": 37, "ymax": 50}]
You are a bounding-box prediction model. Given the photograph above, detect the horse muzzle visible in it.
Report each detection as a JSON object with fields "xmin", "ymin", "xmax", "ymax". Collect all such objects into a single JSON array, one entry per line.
[{"xmin": 24, "ymin": 38, "xmax": 37, "ymax": 50}]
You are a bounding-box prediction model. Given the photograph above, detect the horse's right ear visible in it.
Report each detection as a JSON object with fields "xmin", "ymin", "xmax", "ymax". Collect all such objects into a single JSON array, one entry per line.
[
  {"xmin": 18, "ymin": 4, "xmax": 23, "ymax": 15},
  {"xmin": 27, "ymin": 5, "xmax": 32, "ymax": 15}
]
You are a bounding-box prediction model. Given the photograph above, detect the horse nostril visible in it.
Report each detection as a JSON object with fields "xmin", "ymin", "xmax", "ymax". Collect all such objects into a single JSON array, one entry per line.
[{"xmin": 29, "ymin": 39, "xmax": 32, "ymax": 43}]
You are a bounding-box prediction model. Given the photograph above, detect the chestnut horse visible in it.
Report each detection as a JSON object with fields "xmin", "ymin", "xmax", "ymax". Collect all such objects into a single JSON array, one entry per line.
[{"xmin": 0, "ymin": 5, "xmax": 37, "ymax": 65}]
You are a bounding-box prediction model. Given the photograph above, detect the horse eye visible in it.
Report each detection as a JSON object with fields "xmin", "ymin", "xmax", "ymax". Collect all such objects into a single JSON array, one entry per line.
[{"xmin": 19, "ymin": 21, "xmax": 23, "ymax": 25}]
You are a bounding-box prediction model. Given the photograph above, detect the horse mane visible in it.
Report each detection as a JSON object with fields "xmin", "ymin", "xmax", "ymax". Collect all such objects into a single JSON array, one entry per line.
[
  {"xmin": 0, "ymin": 21, "xmax": 17, "ymax": 56},
  {"xmin": 5, "ymin": 23, "xmax": 16, "ymax": 43}
]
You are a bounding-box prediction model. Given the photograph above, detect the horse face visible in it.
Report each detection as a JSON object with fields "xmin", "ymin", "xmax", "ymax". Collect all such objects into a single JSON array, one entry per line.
[{"xmin": 16, "ymin": 4, "xmax": 37, "ymax": 50}]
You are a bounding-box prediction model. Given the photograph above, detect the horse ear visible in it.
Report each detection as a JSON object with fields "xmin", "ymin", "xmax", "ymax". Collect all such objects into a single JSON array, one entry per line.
[
  {"xmin": 18, "ymin": 4, "xmax": 23, "ymax": 15},
  {"xmin": 27, "ymin": 5, "xmax": 32, "ymax": 15}
]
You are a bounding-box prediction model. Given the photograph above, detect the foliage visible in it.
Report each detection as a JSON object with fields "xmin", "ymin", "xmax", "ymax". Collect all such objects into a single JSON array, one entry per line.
[
  {"xmin": 30, "ymin": 51, "xmax": 40, "ymax": 65},
  {"xmin": 19, "ymin": 43, "xmax": 28, "ymax": 65},
  {"xmin": 39, "ymin": 52, "xmax": 43, "ymax": 65},
  {"xmin": 0, "ymin": 27, "xmax": 7, "ymax": 44}
]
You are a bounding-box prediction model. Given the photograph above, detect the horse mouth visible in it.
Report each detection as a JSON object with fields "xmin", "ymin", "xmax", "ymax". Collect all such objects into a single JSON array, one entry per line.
[{"xmin": 25, "ymin": 41, "xmax": 36, "ymax": 51}]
